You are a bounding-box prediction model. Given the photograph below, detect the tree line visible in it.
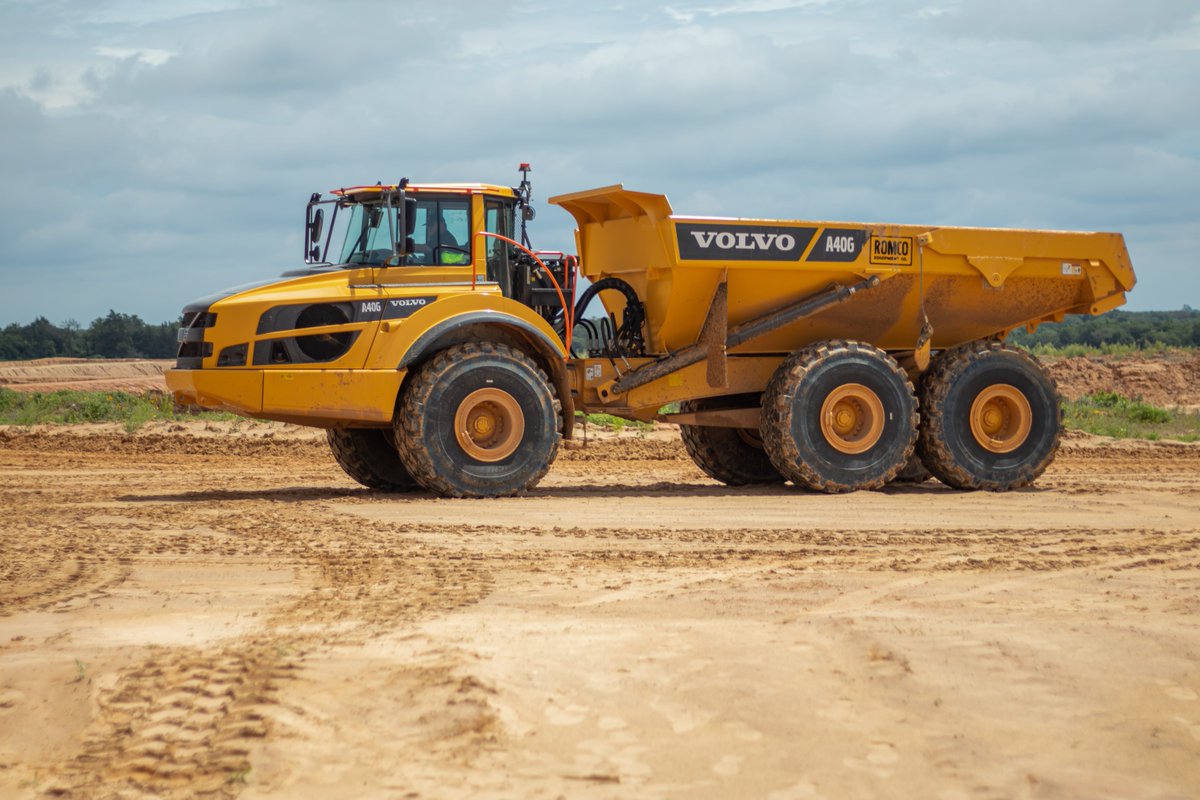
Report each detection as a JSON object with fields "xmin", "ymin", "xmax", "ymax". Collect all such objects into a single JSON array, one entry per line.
[
  {"xmin": 1006, "ymin": 308, "xmax": 1200, "ymax": 349},
  {"xmin": 0, "ymin": 312, "xmax": 179, "ymax": 360}
]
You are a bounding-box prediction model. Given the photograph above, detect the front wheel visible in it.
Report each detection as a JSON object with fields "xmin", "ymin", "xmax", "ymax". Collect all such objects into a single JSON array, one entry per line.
[
  {"xmin": 394, "ymin": 342, "xmax": 561, "ymax": 498},
  {"xmin": 762, "ymin": 340, "xmax": 918, "ymax": 492},
  {"xmin": 326, "ymin": 428, "xmax": 419, "ymax": 491},
  {"xmin": 918, "ymin": 341, "xmax": 1061, "ymax": 490}
]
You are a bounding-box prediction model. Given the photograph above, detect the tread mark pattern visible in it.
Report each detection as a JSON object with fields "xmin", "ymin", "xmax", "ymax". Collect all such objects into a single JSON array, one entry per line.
[
  {"xmin": 761, "ymin": 339, "xmax": 918, "ymax": 493},
  {"xmin": 918, "ymin": 340, "xmax": 1062, "ymax": 490},
  {"xmin": 394, "ymin": 341, "xmax": 560, "ymax": 498},
  {"xmin": 677, "ymin": 400, "xmax": 783, "ymax": 486}
]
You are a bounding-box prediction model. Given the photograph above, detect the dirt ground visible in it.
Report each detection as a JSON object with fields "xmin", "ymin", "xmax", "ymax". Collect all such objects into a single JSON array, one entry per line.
[{"xmin": 1, "ymin": 419, "xmax": 1198, "ymax": 800}]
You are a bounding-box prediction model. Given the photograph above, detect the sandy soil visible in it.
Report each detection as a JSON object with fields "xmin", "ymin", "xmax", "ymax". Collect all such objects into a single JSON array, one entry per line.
[{"xmin": 1, "ymin": 421, "xmax": 1198, "ymax": 799}]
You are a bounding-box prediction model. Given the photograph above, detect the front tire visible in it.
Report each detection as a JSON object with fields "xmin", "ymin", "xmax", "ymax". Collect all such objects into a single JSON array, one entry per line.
[
  {"xmin": 918, "ymin": 341, "xmax": 1061, "ymax": 490},
  {"xmin": 326, "ymin": 428, "xmax": 419, "ymax": 491},
  {"xmin": 762, "ymin": 340, "xmax": 918, "ymax": 492},
  {"xmin": 678, "ymin": 398, "xmax": 783, "ymax": 486},
  {"xmin": 394, "ymin": 342, "xmax": 561, "ymax": 498}
]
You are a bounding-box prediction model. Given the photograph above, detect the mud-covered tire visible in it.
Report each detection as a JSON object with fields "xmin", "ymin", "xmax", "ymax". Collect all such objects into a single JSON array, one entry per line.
[
  {"xmin": 762, "ymin": 340, "xmax": 918, "ymax": 493},
  {"xmin": 326, "ymin": 428, "xmax": 420, "ymax": 491},
  {"xmin": 394, "ymin": 342, "xmax": 560, "ymax": 498},
  {"xmin": 890, "ymin": 452, "xmax": 933, "ymax": 484},
  {"xmin": 918, "ymin": 341, "xmax": 1061, "ymax": 491},
  {"xmin": 678, "ymin": 399, "xmax": 783, "ymax": 486}
]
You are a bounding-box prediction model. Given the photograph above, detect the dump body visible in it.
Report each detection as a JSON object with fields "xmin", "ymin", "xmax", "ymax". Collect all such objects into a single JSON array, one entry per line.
[{"xmin": 550, "ymin": 185, "xmax": 1135, "ymax": 357}]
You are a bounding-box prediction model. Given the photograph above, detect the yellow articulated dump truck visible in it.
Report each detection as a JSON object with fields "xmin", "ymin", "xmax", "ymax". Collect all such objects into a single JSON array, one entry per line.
[{"xmin": 166, "ymin": 166, "xmax": 1135, "ymax": 497}]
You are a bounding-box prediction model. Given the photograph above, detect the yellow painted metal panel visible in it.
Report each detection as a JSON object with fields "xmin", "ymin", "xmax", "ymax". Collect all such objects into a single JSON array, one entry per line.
[
  {"xmin": 166, "ymin": 368, "xmax": 263, "ymax": 415},
  {"xmin": 262, "ymin": 370, "xmax": 401, "ymax": 424}
]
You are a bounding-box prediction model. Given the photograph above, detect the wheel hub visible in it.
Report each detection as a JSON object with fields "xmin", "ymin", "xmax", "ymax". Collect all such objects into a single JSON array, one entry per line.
[
  {"xmin": 969, "ymin": 384, "xmax": 1032, "ymax": 453},
  {"xmin": 454, "ymin": 388, "xmax": 525, "ymax": 463},
  {"xmin": 819, "ymin": 383, "xmax": 885, "ymax": 454}
]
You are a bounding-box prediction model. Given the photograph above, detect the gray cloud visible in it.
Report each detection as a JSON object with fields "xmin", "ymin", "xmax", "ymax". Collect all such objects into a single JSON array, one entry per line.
[{"xmin": 0, "ymin": 0, "xmax": 1196, "ymax": 325}]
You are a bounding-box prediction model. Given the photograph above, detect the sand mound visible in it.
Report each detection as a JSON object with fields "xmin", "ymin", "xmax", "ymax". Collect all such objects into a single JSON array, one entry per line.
[{"xmin": 1044, "ymin": 351, "xmax": 1200, "ymax": 408}]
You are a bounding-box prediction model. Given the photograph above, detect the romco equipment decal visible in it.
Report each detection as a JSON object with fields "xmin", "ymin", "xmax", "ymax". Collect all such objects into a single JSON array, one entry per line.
[
  {"xmin": 676, "ymin": 222, "xmax": 817, "ymax": 262},
  {"xmin": 868, "ymin": 236, "xmax": 914, "ymax": 267}
]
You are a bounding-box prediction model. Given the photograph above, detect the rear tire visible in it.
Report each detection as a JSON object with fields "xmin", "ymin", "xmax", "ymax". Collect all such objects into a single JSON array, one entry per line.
[
  {"xmin": 890, "ymin": 452, "xmax": 933, "ymax": 484},
  {"xmin": 326, "ymin": 428, "xmax": 419, "ymax": 491},
  {"xmin": 918, "ymin": 341, "xmax": 1061, "ymax": 490},
  {"xmin": 678, "ymin": 398, "xmax": 783, "ymax": 486},
  {"xmin": 394, "ymin": 342, "xmax": 561, "ymax": 498},
  {"xmin": 762, "ymin": 340, "xmax": 918, "ymax": 492}
]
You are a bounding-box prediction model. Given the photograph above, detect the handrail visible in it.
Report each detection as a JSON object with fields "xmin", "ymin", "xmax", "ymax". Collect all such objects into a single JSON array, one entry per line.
[{"xmin": 473, "ymin": 231, "xmax": 574, "ymax": 358}]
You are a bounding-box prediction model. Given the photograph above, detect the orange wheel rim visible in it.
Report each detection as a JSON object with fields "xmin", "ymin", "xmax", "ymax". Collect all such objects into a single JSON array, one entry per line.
[
  {"xmin": 737, "ymin": 427, "xmax": 765, "ymax": 450},
  {"xmin": 454, "ymin": 388, "xmax": 524, "ymax": 462},
  {"xmin": 819, "ymin": 383, "xmax": 885, "ymax": 454},
  {"xmin": 969, "ymin": 384, "xmax": 1032, "ymax": 453}
]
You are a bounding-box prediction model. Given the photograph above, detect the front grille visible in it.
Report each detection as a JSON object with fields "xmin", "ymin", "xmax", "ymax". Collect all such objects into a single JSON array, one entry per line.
[
  {"xmin": 176, "ymin": 309, "xmax": 218, "ymax": 368},
  {"xmin": 181, "ymin": 311, "xmax": 218, "ymax": 329}
]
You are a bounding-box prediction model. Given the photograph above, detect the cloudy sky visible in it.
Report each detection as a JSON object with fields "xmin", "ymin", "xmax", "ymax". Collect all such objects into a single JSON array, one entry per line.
[{"xmin": 0, "ymin": 0, "xmax": 1196, "ymax": 325}]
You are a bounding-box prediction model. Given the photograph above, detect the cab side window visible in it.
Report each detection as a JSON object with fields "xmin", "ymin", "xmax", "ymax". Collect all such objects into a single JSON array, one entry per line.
[{"xmin": 405, "ymin": 197, "xmax": 472, "ymax": 266}]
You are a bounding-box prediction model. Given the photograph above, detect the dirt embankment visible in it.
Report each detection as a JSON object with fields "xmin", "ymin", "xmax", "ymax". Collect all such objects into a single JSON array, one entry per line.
[
  {"xmin": 0, "ymin": 358, "xmax": 173, "ymax": 394},
  {"xmin": 1, "ymin": 423, "xmax": 1198, "ymax": 799},
  {"xmin": 1045, "ymin": 350, "xmax": 1200, "ymax": 408}
]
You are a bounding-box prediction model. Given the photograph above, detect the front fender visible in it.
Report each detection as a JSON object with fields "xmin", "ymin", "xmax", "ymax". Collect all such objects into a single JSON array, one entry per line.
[{"xmin": 364, "ymin": 293, "xmax": 574, "ymax": 438}]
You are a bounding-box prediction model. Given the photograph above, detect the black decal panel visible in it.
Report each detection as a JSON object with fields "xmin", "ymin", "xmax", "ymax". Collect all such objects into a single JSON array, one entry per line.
[
  {"xmin": 676, "ymin": 223, "xmax": 816, "ymax": 262},
  {"xmin": 806, "ymin": 228, "xmax": 869, "ymax": 263},
  {"xmin": 350, "ymin": 300, "xmax": 384, "ymax": 323},
  {"xmin": 381, "ymin": 296, "xmax": 438, "ymax": 319}
]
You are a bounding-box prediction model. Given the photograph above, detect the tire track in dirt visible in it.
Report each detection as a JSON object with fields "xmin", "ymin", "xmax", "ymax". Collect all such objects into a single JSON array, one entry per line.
[{"xmin": 1, "ymin": 438, "xmax": 497, "ymax": 798}]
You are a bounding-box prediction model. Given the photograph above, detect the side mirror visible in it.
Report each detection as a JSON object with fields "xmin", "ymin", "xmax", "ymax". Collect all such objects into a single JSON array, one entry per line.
[
  {"xmin": 308, "ymin": 208, "xmax": 324, "ymax": 243},
  {"xmin": 404, "ymin": 197, "xmax": 418, "ymax": 236}
]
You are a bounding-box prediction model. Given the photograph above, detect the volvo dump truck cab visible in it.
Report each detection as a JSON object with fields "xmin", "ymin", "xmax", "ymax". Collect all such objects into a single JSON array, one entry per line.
[{"xmin": 167, "ymin": 167, "xmax": 1135, "ymax": 497}]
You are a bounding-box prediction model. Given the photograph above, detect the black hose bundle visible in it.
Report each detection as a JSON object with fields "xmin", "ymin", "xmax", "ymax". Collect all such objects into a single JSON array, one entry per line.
[{"xmin": 571, "ymin": 277, "xmax": 646, "ymax": 358}]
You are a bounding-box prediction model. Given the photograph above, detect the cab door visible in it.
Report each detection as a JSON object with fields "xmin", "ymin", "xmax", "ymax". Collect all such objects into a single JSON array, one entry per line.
[{"xmin": 484, "ymin": 197, "xmax": 517, "ymax": 298}]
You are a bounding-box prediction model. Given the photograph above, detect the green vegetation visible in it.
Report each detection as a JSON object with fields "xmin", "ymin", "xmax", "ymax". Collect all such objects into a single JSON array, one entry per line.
[
  {"xmin": 0, "ymin": 387, "xmax": 233, "ymax": 433},
  {"xmin": 574, "ymin": 410, "xmax": 654, "ymax": 432},
  {"xmin": 1063, "ymin": 392, "xmax": 1200, "ymax": 442},
  {"xmin": 1009, "ymin": 308, "xmax": 1199, "ymax": 351},
  {"xmin": 1020, "ymin": 342, "xmax": 1164, "ymax": 358},
  {"xmin": 0, "ymin": 312, "xmax": 179, "ymax": 360}
]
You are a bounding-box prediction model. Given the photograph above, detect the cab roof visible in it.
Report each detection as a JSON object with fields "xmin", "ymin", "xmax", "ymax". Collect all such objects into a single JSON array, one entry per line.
[{"xmin": 331, "ymin": 183, "xmax": 516, "ymax": 201}]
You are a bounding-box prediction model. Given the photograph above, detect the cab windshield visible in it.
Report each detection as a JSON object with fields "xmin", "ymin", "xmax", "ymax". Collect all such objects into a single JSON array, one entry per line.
[
  {"xmin": 338, "ymin": 203, "xmax": 403, "ymax": 266},
  {"xmin": 337, "ymin": 197, "xmax": 472, "ymax": 267}
]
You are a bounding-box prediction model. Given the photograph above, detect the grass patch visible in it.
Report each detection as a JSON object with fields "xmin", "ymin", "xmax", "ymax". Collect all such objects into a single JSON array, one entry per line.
[
  {"xmin": 0, "ymin": 387, "xmax": 235, "ymax": 432},
  {"xmin": 574, "ymin": 410, "xmax": 653, "ymax": 432},
  {"xmin": 1063, "ymin": 391, "xmax": 1200, "ymax": 442}
]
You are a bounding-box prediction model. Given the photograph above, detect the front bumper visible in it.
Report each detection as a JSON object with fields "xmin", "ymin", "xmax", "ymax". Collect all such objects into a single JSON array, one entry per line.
[
  {"xmin": 166, "ymin": 368, "xmax": 263, "ymax": 415},
  {"xmin": 166, "ymin": 368, "xmax": 403, "ymax": 425}
]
